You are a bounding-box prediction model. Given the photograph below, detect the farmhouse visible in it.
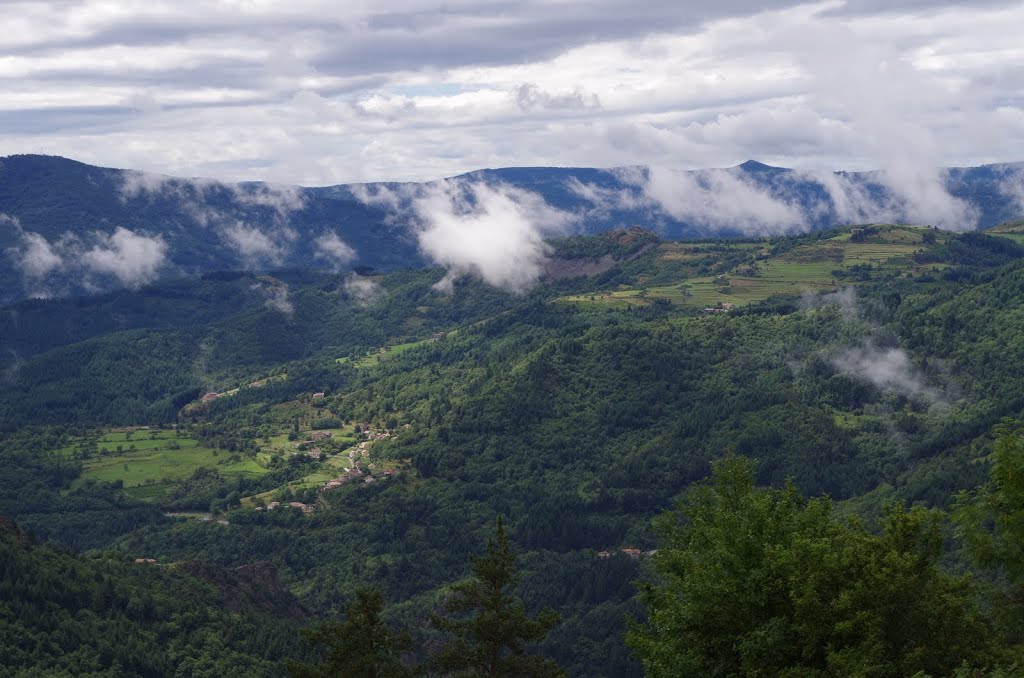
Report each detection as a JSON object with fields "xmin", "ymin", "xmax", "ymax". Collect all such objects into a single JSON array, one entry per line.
[
  {"xmin": 201, "ymin": 392, "xmax": 220, "ymax": 402},
  {"xmin": 322, "ymin": 471, "xmax": 362, "ymax": 491}
]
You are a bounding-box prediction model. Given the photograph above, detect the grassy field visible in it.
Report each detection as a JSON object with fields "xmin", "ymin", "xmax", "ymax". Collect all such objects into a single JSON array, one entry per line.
[
  {"xmin": 58, "ymin": 429, "xmax": 268, "ymax": 502},
  {"xmin": 338, "ymin": 338, "xmax": 433, "ymax": 368},
  {"xmin": 989, "ymin": 226, "xmax": 1024, "ymax": 246},
  {"xmin": 240, "ymin": 454, "xmax": 355, "ymax": 507},
  {"xmin": 556, "ymin": 225, "xmax": 941, "ymax": 310}
]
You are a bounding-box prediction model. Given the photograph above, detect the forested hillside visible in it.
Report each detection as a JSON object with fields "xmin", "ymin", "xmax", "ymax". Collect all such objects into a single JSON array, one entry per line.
[
  {"xmin": 0, "ymin": 518, "xmax": 309, "ymax": 676},
  {"xmin": 6, "ymin": 224, "xmax": 1024, "ymax": 675}
]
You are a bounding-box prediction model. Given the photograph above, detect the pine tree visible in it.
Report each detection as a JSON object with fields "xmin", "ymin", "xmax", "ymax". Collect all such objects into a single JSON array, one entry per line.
[
  {"xmin": 288, "ymin": 587, "xmax": 410, "ymax": 678},
  {"xmin": 629, "ymin": 455, "xmax": 992, "ymax": 677},
  {"xmin": 426, "ymin": 517, "xmax": 562, "ymax": 677},
  {"xmin": 955, "ymin": 423, "xmax": 1024, "ymax": 657}
]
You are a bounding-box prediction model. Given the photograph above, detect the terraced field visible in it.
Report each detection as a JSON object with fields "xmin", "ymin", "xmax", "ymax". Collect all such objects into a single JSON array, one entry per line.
[
  {"xmin": 989, "ymin": 219, "xmax": 1024, "ymax": 244},
  {"xmin": 337, "ymin": 338, "xmax": 433, "ymax": 368},
  {"xmin": 557, "ymin": 225, "xmax": 946, "ymax": 310}
]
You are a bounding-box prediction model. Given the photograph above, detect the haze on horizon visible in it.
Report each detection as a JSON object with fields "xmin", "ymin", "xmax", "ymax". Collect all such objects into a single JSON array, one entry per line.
[{"xmin": 0, "ymin": 0, "xmax": 1022, "ymax": 186}]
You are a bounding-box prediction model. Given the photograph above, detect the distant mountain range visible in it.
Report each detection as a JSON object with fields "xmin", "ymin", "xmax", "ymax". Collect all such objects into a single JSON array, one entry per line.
[{"xmin": 1, "ymin": 154, "xmax": 1022, "ymax": 302}]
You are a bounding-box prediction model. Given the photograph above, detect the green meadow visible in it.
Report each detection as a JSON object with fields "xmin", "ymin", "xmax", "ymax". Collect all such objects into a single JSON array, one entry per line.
[
  {"xmin": 338, "ymin": 338, "xmax": 433, "ymax": 368},
  {"xmin": 59, "ymin": 429, "xmax": 267, "ymax": 501},
  {"xmin": 557, "ymin": 225, "xmax": 942, "ymax": 310}
]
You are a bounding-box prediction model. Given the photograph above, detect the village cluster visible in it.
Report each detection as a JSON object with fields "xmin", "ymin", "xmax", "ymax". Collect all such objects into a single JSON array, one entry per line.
[{"xmin": 256, "ymin": 422, "xmax": 410, "ymax": 514}]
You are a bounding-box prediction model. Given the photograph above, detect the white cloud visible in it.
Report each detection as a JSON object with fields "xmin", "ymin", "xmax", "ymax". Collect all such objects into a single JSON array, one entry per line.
[
  {"xmin": 253, "ymin": 281, "xmax": 294, "ymax": 316},
  {"xmin": 120, "ymin": 171, "xmax": 304, "ymax": 265},
  {"xmin": 615, "ymin": 166, "xmax": 806, "ymax": 235},
  {"xmin": 0, "ymin": 1, "xmax": 1019, "ymax": 186},
  {"xmin": 220, "ymin": 222, "xmax": 287, "ymax": 266},
  {"xmin": 3, "ymin": 212, "xmax": 64, "ymax": 283},
  {"xmin": 832, "ymin": 342, "xmax": 944, "ymax": 404},
  {"xmin": 998, "ymin": 166, "xmax": 1024, "ymax": 216},
  {"xmin": 231, "ymin": 182, "xmax": 306, "ymax": 218},
  {"xmin": 408, "ymin": 181, "xmax": 574, "ymax": 293},
  {"xmin": 793, "ymin": 169, "xmax": 897, "ymax": 225},
  {"xmin": 16, "ymin": 232, "xmax": 63, "ymax": 279},
  {"xmin": 314, "ymin": 231, "xmax": 357, "ymax": 269},
  {"xmin": 800, "ymin": 286, "xmax": 860, "ymax": 320},
  {"xmin": 343, "ymin": 272, "xmax": 382, "ymax": 305},
  {"xmin": 82, "ymin": 227, "xmax": 167, "ymax": 287}
]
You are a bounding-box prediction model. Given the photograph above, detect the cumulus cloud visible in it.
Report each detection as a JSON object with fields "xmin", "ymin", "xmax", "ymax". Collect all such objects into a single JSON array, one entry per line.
[
  {"xmin": 314, "ymin": 231, "xmax": 357, "ymax": 270},
  {"xmin": 409, "ymin": 181, "xmax": 574, "ymax": 293},
  {"xmin": 343, "ymin": 272, "xmax": 382, "ymax": 305},
  {"xmin": 82, "ymin": 227, "xmax": 167, "ymax": 288},
  {"xmin": 0, "ymin": 0, "xmax": 1017, "ymax": 187},
  {"xmin": 787, "ymin": 17, "xmax": 982, "ymax": 230},
  {"xmin": 831, "ymin": 342, "xmax": 944, "ymax": 404},
  {"xmin": 348, "ymin": 183, "xmax": 411, "ymax": 214},
  {"xmin": 119, "ymin": 171, "xmax": 187, "ymax": 201}
]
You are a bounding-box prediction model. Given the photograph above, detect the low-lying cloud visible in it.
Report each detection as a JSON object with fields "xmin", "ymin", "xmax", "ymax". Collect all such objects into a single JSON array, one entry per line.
[
  {"xmin": 568, "ymin": 163, "xmax": 983, "ymax": 235},
  {"xmin": 253, "ymin": 280, "xmax": 294, "ymax": 316},
  {"xmin": 343, "ymin": 272, "xmax": 382, "ymax": 305},
  {"xmin": 221, "ymin": 222, "xmax": 288, "ymax": 267},
  {"xmin": 997, "ymin": 165, "xmax": 1024, "ymax": 217},
  {"xmin": 15, "ymin": 231, "xmax": 63, "ymax": 280},
  {"xmin": 314, "ymin": 231, "xmax": 357, "ymax": 270},
  {"xmin": 357, "ymin": 180, "xmax": 574, "ymax": 293},
  {"xmin": 82, "ymin": 227, "xmax": 167, "ymax": 288},
  {"xmin": 636, "ymin": 166, "xmax": 806, "ymax": 235},
  {"xmin": 831, "ymin": 342, "xmax": 944, "ymax": 404},
  {"xmin": 5, "ymin": 220, "xmax": 167, "ymax": 295},
  {"xmin": 799, "ymin": 286, "xmax": 859, "ymax": 320},
  {"xmin": 121, "ymin": 172, "xmax": 305, "ymax": 267},
  {"xmin": 417, "ymin": 182, "xmax": 574, "ymax": 293}
]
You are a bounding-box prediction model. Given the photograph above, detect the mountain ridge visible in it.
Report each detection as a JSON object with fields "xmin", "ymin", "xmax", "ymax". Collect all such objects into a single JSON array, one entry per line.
[{"xmin": 2, "ymin": 153, "xmax": 1023, "ymax": 303}]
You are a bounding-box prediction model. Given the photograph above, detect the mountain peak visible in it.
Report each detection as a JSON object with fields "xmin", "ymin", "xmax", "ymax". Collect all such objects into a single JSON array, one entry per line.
[{"xmin": 737, "ymin": 159, "xmax": 782, "ymax": 172}]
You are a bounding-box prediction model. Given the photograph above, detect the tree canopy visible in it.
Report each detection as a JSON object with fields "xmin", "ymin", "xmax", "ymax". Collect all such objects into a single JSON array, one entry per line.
[{"xmin": 628, "ymin": 456, "xmax": 993, "ymax": 677}]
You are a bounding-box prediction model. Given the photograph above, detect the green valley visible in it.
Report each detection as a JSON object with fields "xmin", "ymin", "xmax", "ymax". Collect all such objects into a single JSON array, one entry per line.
[{"xmin": 6, "ymin": 224, "xmax": 1024, "ymax": 675}]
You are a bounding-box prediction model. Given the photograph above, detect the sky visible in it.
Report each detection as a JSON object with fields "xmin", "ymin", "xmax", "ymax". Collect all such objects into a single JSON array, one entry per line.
[{"xmin": 1, "ymin": 0, "xmax": 1023, "ymax": 186}]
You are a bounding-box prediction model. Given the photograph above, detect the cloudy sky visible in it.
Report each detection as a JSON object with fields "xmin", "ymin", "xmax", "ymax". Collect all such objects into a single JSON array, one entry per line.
[{"xmin": 2, "ymin": 0, "xmax": 1022, "ymax": 185}]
